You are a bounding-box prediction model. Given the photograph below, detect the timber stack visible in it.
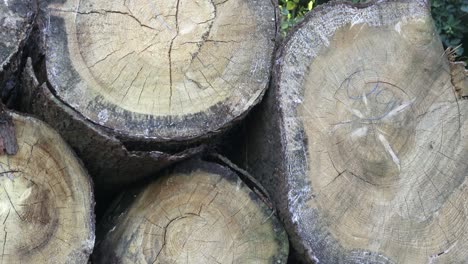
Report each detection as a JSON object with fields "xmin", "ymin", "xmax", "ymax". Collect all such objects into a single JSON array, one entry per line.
[{"xmin": 0, "ymin": 0, "xmax": 467, "ymax": 263}]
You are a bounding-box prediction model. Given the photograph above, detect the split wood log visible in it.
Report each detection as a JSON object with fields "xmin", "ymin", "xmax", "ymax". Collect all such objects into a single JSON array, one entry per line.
[
  {"xmin": 22, "ymin": 0, "xmax": 277, "ymax": 188},
  {"xmin": 0, "ymin": 0, "xmax": 35, "ymax": 106},
  {"xmin": 0, "ymin": 111, "xmax": 94, "ymax": 263},
  {"xmin": 93, "ymin": 160, "xmax": 289, "ymax": 263},
  {"xmin": 244, "ymin": 0, "xmax": 468, "ymax": 263}
]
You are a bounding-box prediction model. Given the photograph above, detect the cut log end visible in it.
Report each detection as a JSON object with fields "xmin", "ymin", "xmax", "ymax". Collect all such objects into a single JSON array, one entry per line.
[
  {"xmin": 94, "ymin": 160, "xmax": 288, "ymax": 263},
  {"xmin": 252, "ymin": 0, "xmax": 468, "ymax": 263},
  {"xmin": 45, "ymin": 0, "xmax": 277, "ymax": 141},
  {"xmin": 0, "ymin": 112, "xmax": 94, "ymax": 263}
]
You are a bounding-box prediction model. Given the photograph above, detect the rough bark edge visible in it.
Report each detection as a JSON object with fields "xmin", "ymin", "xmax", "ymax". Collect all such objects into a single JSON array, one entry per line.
[
  {"xmin": 0, "ymin": 106, "xmax": 18, "ymax": 155},
  {"xmin": 0, "ymin": 0, "xmax": 37, "ymax": 107},
  {"xmin": 21, "ymin": 57, "xmax": 205, "ymax": 189},
  {"xmin": 40, "ymin": 0, "xmax": 280, "ymax": 143},
  {"xmin": 9, "ymin": 110, "xmax": 96, "ymax": 264},
  {"xmin": 0, "ymin": 0, "xmax": 36, "ymax": 69},
  {"xmin": 93, "ymin": 158, "xmax": 289, "ymax": 264},
  {"xmin": 448, "ymin": 58, "xmax": 468, "ymax": 99},
  {"xmin": 245, "ymin": 0, "xmax": 433, "ymax": 263}
]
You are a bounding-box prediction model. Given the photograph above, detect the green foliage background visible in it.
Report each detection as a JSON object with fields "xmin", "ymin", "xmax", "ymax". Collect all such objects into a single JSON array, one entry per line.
[{"xmin": 279, "ymin": 0, "xmax": 468, "ymax": 62}]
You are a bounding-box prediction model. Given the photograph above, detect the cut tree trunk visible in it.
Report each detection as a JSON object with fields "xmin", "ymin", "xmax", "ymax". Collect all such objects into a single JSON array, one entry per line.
[
  {"xmin": 0, "ymin": 0, "xmax": 35, "ymax": 106},
  {"xmin": 244, "ymin": 0, "xmax": 468, "ymax": 263},
  {"xmin": 22, "ymin": 0, "xmax": 277, "ymax": 188},
  {"xmin": 93, "ymin": 159, "xmax": 289, "ymax": 264},
  {"xmin": 0, "ymin": 110, "xmax": 94, "ymax": 263},
  {"xmin": 43, "ymin": 0, "xmax": 276, "ymax": 140}
]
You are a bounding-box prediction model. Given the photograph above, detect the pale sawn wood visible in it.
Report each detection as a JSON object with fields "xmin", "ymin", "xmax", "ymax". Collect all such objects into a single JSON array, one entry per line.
[{"xmin": 0, "ymin": 111, "xmax": 94, "ymax": 263}]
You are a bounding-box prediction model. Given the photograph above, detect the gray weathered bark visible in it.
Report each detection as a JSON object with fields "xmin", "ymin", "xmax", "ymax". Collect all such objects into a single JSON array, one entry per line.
[{"xmin": 0, "ymin": 0, "xmax": 35, "ymax": 106}]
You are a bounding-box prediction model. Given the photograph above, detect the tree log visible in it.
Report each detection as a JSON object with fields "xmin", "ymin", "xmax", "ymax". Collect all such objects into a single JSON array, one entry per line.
[
  {"xmin": 244, "ymin": 0, "xmax": 468, "ymax": 263},
  {"xmin": 0, "ymin": 0, "xmax": 35, "ymax": 106},
  {"xmin": 22, "ymin": 0, "xmax": 277, "ymax": 187},
  {"xmin": 42, "ymin": 0, "xmax": 276, "ymax": 140},
  {"xmin": 93, "ymin": 160, "xmax": 288, "ymax": 263},
  {"xmin": 0, "ymin": 111, "xmax": 94, "ymax": 263}
]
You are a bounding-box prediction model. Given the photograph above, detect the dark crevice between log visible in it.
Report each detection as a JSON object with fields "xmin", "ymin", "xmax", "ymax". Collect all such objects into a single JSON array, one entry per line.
[
  {"xmin": 206, "ymin": 153, "xmax": 274, "ymax": 210},
  {"xmin": 120, "ymin": 138, "xmax": 208, "ymax": 154}
]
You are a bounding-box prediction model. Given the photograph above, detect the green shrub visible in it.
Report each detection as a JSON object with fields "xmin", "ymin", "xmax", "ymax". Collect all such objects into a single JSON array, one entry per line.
[
  {"xmin": 279, "ymin": 0, "xmax": 315, "ymax": 34},
  {"xmin": 431, "ymin": 0, "xmax": 468, "ymax": 58},
  {"xmin": 279, "ymin": 0, "xmax": 468, "ymax": 62}
]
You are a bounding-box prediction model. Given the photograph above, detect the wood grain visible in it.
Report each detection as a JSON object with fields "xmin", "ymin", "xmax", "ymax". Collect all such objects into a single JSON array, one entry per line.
[{"xmin": 0, "ymin": 112, "xmax": 94, "ymax": 264}]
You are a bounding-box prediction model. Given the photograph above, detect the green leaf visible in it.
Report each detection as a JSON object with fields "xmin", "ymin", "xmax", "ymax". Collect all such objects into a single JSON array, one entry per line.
[{"xmin": 286, "ymin": 1, "xmax": 296, "ymax": 10}]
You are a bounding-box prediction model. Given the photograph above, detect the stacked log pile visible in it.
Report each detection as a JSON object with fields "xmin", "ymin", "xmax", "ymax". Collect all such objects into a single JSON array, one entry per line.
[{"xmin": 0, "ymin": 0, "xmax": 467, "ymax": 263}]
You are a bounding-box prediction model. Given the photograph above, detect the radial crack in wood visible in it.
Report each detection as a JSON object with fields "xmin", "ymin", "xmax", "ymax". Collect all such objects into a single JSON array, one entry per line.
[
  {"xmin": 93, "ymin": 160, "xmax": 288, "ymax": 264},
  {"xmin": 0, "ymin": 112, "xmax": 94, "ymax": 263},
  {"xmin": 44, "ymin": 0, "xmax": 276, "ymax": 141},
  {"xmin": 244, "ymin": 0, "xmax": 468, "ymax": 263}
]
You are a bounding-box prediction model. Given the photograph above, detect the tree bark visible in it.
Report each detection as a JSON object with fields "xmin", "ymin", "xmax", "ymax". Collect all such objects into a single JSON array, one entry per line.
[
  {"xmin": 244, "ymin": 0, "xmax": 468, "ymax": 263},
  {"xmin": 21, "ymin": 0, "xmax": 278, "ymax": 188},
  {"xmin": 0, "ymin": 110, "xmax": 94, "ymax": 263},
  {"xmin": 93, "ymin": 159, "xmax": 289, "ymax": 264},
  {"xmin": 0, "ymin": 0, "xmax": 35, "ymax": 106}
]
